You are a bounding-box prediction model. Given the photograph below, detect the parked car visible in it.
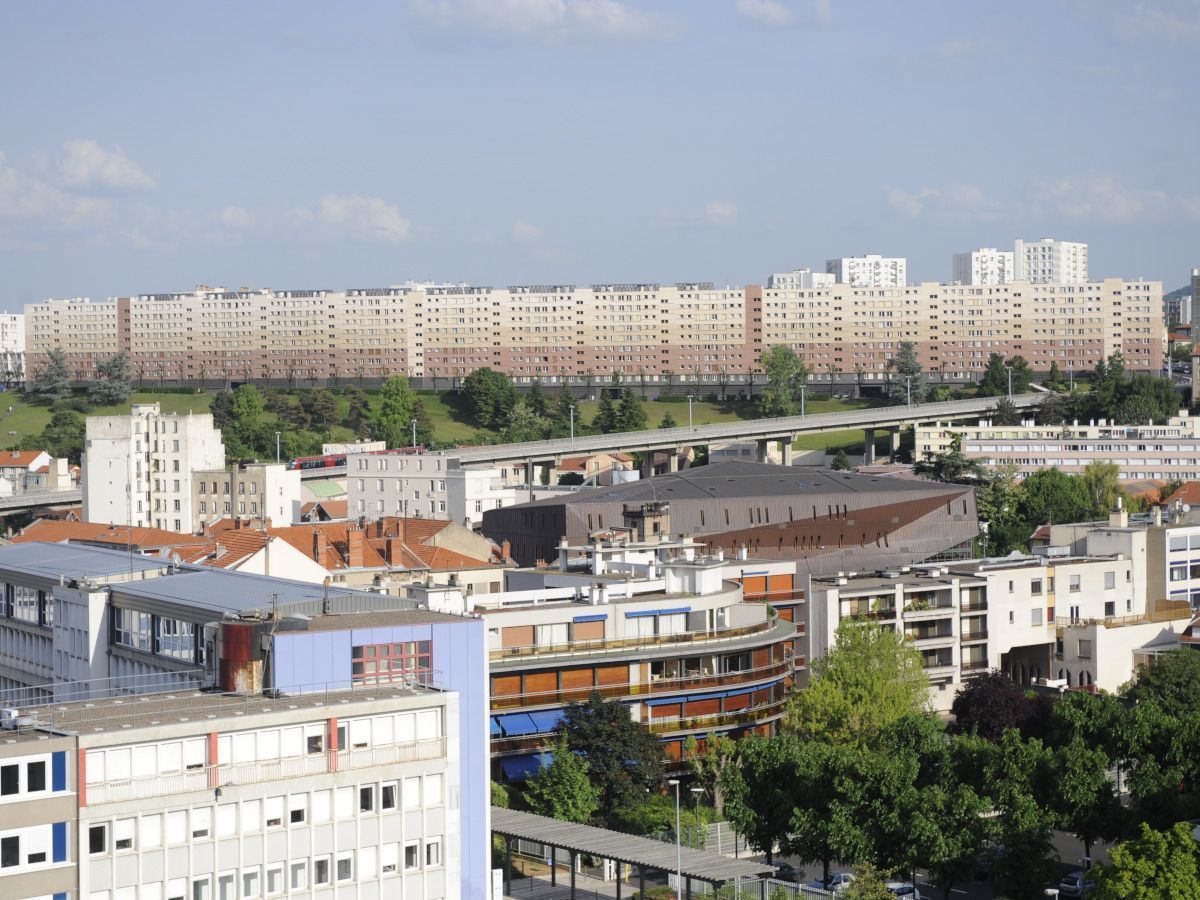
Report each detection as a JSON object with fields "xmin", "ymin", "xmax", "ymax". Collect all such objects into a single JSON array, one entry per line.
[
  {"xmin": 805, "ymin": 872, "xmax": 856, "ymax": 893},
  {"xmin": 886, "ymin": 883, "xmax": 924, "ymax": 899},
  {"xmin": 771, "ymin": 862, "xmax": 801, "ymax": 883},
  {"xmin": 1058, "ymin": 870, "xmax": 1096, "ymax": 897}
]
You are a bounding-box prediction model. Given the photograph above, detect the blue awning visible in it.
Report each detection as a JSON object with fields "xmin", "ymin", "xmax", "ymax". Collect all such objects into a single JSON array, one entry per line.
[
  {"xmin": 499, "ymin": 753, "xmax": 553, "ymax": 781},
  {"xmin": 529, "ymin": 709, "xmax": 565, "ymax": 733},
  {"xmin": 741, "ymin": 570, "xmax": 769, "ymax": 576},
  {"xmin": 496, "ymin": 712, "xmax": 539, "ymax": 736},
  {"xmin": 490, "ymin": 717, "xmax": 503, "ymax": 736},
  {"xmin": 685, "ymin": 685, "xmax": 763, "ymax": 703},
  {"xmin": 625, "ymin": 606, "xmax": 692, "ymax": 619},
  {"xmin": 645, "ymin": 696, "xmax": 686, "ymax": 707},
  {"xmin": 572, "ymin": 613, "xmax": 608, "ymax": 623}
]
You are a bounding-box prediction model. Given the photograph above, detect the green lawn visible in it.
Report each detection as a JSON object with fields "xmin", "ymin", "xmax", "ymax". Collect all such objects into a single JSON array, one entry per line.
[{"xmin": 0, "ymin": 391, "xmax": 214, "ymax": 447}]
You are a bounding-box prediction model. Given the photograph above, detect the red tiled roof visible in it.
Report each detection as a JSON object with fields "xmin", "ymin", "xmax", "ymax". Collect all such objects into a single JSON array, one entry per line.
[
  {"xmin": 0, "ymin": 450, "xmax": 47, "ymax": 468},
  {"xmin": 1166, "ymin": 482, "xmax": 1200, "ymax": 507},
  {"xmin": 12, "ymin": 520, "xmax": 208, "ymax": 549}
]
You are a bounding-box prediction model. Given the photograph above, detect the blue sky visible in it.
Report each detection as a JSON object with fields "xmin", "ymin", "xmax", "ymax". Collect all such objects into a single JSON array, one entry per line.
[{"xmin": 1, "ymin": 0, "xmax": 1197, "ymax": 309}]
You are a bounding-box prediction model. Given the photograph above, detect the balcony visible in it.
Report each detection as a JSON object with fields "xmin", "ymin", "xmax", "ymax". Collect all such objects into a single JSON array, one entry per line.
[
  {"xmin": 961, "ymin": 659, "xmax": 989, "ymax": 672},
  {"xmin": 843, "ymin": 600, "xmax": 896, "ymax": 620},
  {"xmin": 960, "ymin": 630, "xmax": 989, "ymax": 643},
  {"xmin": 491, "ymin": 657, "xmax": 794, "ymax": 711},
  {"xmin": 85, "ymin": 737, "xmax": 446, "ymax": 805},
  {"xmin": 1053, "ymin": 602, "xmax": 1192, "ymax": 633},
  {"xmin": 644, "ymin": 696, "xmax": 789, "ymax": 737},
  {"xmin": 490, "ymin": 613, "xmax": 789, "ymax": 663}
]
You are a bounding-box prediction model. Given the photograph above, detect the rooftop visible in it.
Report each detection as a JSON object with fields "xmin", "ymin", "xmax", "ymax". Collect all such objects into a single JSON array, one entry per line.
[
  {"xmin": 12, "ymin": 683, "xmax": 440, "ymax": 738},
  {"xmin": 505, "ymin": 461, "xmax": 967, "ymax": 507},
  {"xmin": 0, "ymin": 542, "xmax": 168, "ymax": 582}
]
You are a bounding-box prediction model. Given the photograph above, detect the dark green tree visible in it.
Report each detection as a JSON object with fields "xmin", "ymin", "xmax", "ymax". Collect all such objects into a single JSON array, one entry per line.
[
  {"xmin": 831, "ymin": 448, "xmax": 851, "ymax": 470},
  {"xmin": 30, "ymin": 348, "xmax": 72, "ymax": 405},
  {"xmin": 412, "ymin": 398, "xmax": 435, "ymax": 447},
  {"xmin": 1052, "ymin": 738, "xmax": 1121, "ymax": 863},
  {"xmin": 88, "ymin": 353, "xmax": 132, "ymax": 406},
  {"xmin": 950, "ymin": 671, "xmax": 1036, "ymax": 741},
  {"xmin": 41, "ymin": 410, "xmax": 86, "ymax": 463},
  {"xmin": 913, "ymin": 433, "xmax": 983, "ymax": 483},
  {"xmin": 977, "ymin": 353, "xmax": 1009, "ymax": 397},
  {"xmin": 558, "ymin": 692, "xmax": 665, "ymax": 826},
  {"xmin": 1017, "ymin": 466, "xmax": 1092, "ymax": 530},
  {"xmin": 526, "ymin": 379, "xmax": 549, "ymax": 418},
  {"xmin": 615, "ymin": 391, "xmax": 647, "ymax": 432},
  {"xmin": 592, "ymin": 392, "xmax": 618, "ymax": 434},
  {"xmin": 1046, "ymin": 359, "xmax": 1066, "ymax": 391},
  {"xmin": 301, "ymin": 389, "xmax": 340, "ymax": 431},
  {"xmin": 983, "ymin": 730, "xmax": 1059, "ymax": 898},
  {"xmin": 659, "ymin": 411, "xmax": 678, "ymax": 429},
  {"xmin": 462, "ymin": 367, "xmax": 518, "ymax": 430},
  {"xmin": 886, "ymin": 342, "xmax": 927, "ymax": 404},
  {"xmin": 1125, "ymin": 649, "xmax": 1200, "ymax": 719},
  {"xmin": 375, "ymin": 375, "xmax": 417, "ymax": 448},
  {"xmin": 990, "ymin": 396, "xmax": 1021, "ymax": 425}
]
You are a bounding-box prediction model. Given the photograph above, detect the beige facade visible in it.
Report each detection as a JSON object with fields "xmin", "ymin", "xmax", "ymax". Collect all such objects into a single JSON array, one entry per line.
[
  {"xmin": 25, "ymin": 278, "xmax": 1165, "ymax": 385},
  {"xmin": 916, "ymin": 413, "xmax": 1200, "ymax": 481},
  {"xmin": 191, "ymin": 462, "xmax": 301, "ymax": 532}
]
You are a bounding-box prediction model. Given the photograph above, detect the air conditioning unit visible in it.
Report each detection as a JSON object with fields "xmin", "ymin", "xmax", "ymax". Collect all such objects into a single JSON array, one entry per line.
[{"xmin": 0, "ymin": 708, "xmax": 20, "ymax": 730}]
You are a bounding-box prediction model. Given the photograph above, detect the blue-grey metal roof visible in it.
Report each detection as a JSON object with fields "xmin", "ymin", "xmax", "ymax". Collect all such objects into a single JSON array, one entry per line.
[
  {"xmin": 0, "ymin": 542, "xmax": 168, "ymax": 582},
  {"xmin": 110, "ymin": 567, "xmax": 425, "ymax": 618}
]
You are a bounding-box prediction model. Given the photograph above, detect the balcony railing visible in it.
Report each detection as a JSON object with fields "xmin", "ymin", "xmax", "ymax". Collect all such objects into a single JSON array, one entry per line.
[
  {"xmin": 645, "ymin": 697, "xmax": 789, "ymax": 736},
  {"xmin": 960, "ymin": 599, "xmax": 988, "ymax": 612},
  {"xmin": 1054, "ymin": 602, "xmax": 1192, "ymax": 631},
  {"xmin": 960, "ymin": 630, "xmax": 989, "ymax": 642},
  {"xmin": 490, "ymin": 614, "xmax": 785, "ymax": 662},
  {"xmin": 86, "ymin": 737, "xmax": 446, "ymax": 805},
  {"xmin": 961, "ymin": 659, "xmax": 989, "ymax": 671},
  {"xmin": 491, "ymin": 658, "xmax": 794, "ymax": 710}
]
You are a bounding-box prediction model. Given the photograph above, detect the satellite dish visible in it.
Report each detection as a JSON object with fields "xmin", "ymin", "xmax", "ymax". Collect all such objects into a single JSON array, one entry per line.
[{"xmin": 1185, "ymin": 505, "xmax": 1192, "ymax": 515}]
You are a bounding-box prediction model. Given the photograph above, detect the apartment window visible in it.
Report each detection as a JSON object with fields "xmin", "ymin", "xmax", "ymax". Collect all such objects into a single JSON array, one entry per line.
[
  {"xmin": 158, "ymin": 618, "xmax": 196, "ymax": 662},
  {"xmin": 289, "ymin": 861, "xmax": 307, "ymax": 891},
  {"xmin": 217, "ymin": 873, "xmax": 235, "ymax": 900},
  {"xmin": 313, "ymin": 856, "xmax": 331, "ymax": 886},
  {"xmin": 241, "ymin": 869, "xmax": 260, "ymax": 899},
  {"xmin": 425, "ymin": 838, "xmax": 441, "ymax": 868},
  {"xmin": 381, "ymin": 844, "xmax": 398, "ymax": 875},
  {"xmin": 1105, "ymin": 601, "xmax": 1116, "ymax": 617},
  {"xmin": 1078, "ymin": 639, "xmax": 1093, "ymax": 659},
  {"xmin": 115, "ymin": 818, "xmax": 135, "ymax": 851},
  {"xmin": 265, "ymin": 866, "xmax": 284, "ymax": 897},
  {"xmin": 404, "ymin": 841, "xmax": 420, "ymax": 871},
  {"xmin": 0, "ymin": 764, "xmax": 15, "ymax": 795},
  {"xmin": 192, "ymin": 807, "xmax": 211, "ymax": 838},
  {"xmin": 350, "ymin": 641, "xmax": 431, "ymax": 686},
  {"xmin": 336, "ymin": 851, "xmax": 354, "ymax": 882},
  {"xmin": 1031, "ymin": 579, "xmax": 1043, "ymax": 595},
  {"xmin": 1, "ymin": 835, "xmax": 18, "ymax": 868},
  {"xmin": 26, "ymin": 760, "xmax": 45, "ymax": 792},
  {"xmin": 1007, "ymin": 580, "xmax": 1014, "ymax": 593},
  {"xmin": 381, "ymin": 782, "xmax": 397, "ymax": 810},
  {"xmin": 306, "ymin": 729, "xmax": 324, "ymax": 754},
  {"xmin": 1031, "ymin": 608, "xmax": 1043, "ymax": 626},
  {"xmin": 89, "ymin": 823, "xmax": 108, "ymax": 855},
  {"xmin": 193, "ymin": 877, "xmax": 213, "ymax": 900},
  {"xmin": 1104, "ymin": 571, "xmax": 1116, "ymax": 590},
  {"xmin": 1069, "ymin": 575, "xmax": 1081, "ymax": 592},
  {"xmin": 288, "ymin": 794, "xmax": 307, "ymax": 824},
  {"xmin": 264, "ymin": 797, "xmax": 283, "ymax": 828},
  {"xmin": 359, "ymin": 785, "xmax": 374, "ymax": 812}
]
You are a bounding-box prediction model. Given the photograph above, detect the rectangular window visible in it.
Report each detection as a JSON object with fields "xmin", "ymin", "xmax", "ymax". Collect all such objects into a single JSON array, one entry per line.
[
  {"xmin": 381, "ymin": 782, "xmax": 397, "ymax": 810},
  {"xmin": 217, "ymin": 873, "xmax": 234, "ymax": 900},
  {"xmin": 113, "ymin": 607, "xmax": 154, "ymax": 652},
  {"xmin": 115, "ymin": 818, "xmax": 135, "ymax": 851},
  {"xmin": 404, "ymin": 841, "xmax": 420, "ymax": 871},
  {"xmin": 289, "ymin": 861, "xmax": 307, "ymax": 891},
  {"xmin": 191, "ymin": 807, "xmax": 211, "ymax": 838},
  {"xmin": 157, "ymin": 618, "xmax": 196, "ymax": 661},
  {"xmin": 0, "ymin": 764, "xmax": 16, "ymax": 795},
  {"xmin": 241, "ymin": 869, "xmax": 260, "ymax": 899},
  {"xmin": 288, "ymin": 794, "xmax": 306, "ymax": 824},
  {"xmin": 1030, "ymin": 579, "xmax": 1043, "ymax": 595},
  {"xmin": 1105, "ymin": 571, "xmax": 1116, "ymax": 589},
  {"xmin": 1069, "ymin": 574, "xmax": 1081, "ymax": 592},
  {"xmin": 336, "ymin": 852, "xmax": 354, "ymax": 882},
  {"xmin": 265, "ymin": 797, "xmax": 283, "ymax": 828},
  {"xmin": 359, "ymin": 785, "xmax": 374, "ymax": 812},
  {"xmin": 350, "ymin": 640, "xmax": 432, "ymax": 686},
  {"xmin": 425, "ymin": 838, "xmax": 441, "ymax": 868},
  {"xmin": 192, "ymin": 876, "xmax": 212, "ymax": 900},
  {"xmin": 89, "ymin": 823, "xmax": 108, "ymax": 855},
  {"xmin": 403, "ymin": 776, "xmax": 421, "ymax": 810},
  {"xmin": 381, "ymin": 843, "xmax": 398, "ymax": 875},
  {"xmin": 313, "ymin": 856, "xmax": 330, "ymax": 886},
  {"xmin": 1031, "ymin": 608, "xmax": 1043, "ymax": 626},
  {"xmin": 1, "ymin": 835, "xmax": 18, "ymax": 868},
  {"xmin": 1105, "ymin": 601, "xmax": 1116, "ymax": 617},
  {"xmin": 265, "ymin": 866, "xmax": 284, "ymax": 897}
]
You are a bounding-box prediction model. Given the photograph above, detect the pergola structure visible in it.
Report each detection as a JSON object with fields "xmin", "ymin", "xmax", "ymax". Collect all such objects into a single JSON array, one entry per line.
[{"xmin": 492, "ymin": 806, "xmax": 776, "ymax": 898}]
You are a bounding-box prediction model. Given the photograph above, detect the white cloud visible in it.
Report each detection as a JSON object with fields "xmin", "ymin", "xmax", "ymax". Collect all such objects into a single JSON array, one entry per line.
[
  {"xmin": 886, "ymin": 183, "xmax": 1001, "ymax": 221},
  {"xmin": 512, "ymin": 219, "xmax": 543, "ymax": 242},
  {"xmin": 888, "ymin": 174, "xmax": 1200, "ymax": 226},
  {"xmin": 311, "ymin": 194, "xmax": 413, "ymax": 242},
  {"xmin": 409, "ymin": 0, "xmax": 678, "ymax": 42},
  {"xmin": 0, "ymin": 150, "xmax": 115, "ymax": 228},
  {"xmin": 1075, "ymin": 0, "xmax": 1200, "ymax": 44},
  {"xmin": 1031, "ymin": 174, "xmax": 1200, "ymax": 224},
  {"xmin": 736, "ymin": 0, "xmax": 796, "ymax": 27},
  {"xmin": 217, "ymin": 205, "xmax": 254, "ymax": 229},
  {"xmin": 57, "ymin": 139, "xmax": 156, "ymax": 192},
  {"xmin": 704, "ymin": 200, "xmax": 738, "ymax": 224}
]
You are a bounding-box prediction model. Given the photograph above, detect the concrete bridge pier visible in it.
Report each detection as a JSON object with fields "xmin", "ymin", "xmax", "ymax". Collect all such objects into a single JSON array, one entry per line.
[
  {"xmin": 640, "ymin": 452, "xmax": 654, "ymax": 479},
  {"xmin": 864, "ymin": 428, "xmax": 876, "ymax": 465},
  {"xmin": 888, "ymin": 426, "xmax": 902, "ymax": 460},
  {"xmin": 781, "ymin": 436, "xmax": 796, "ymax": 466},
  {"xmin": 755, "ymin": 438, "xmax": 770, "ymax": 463}
]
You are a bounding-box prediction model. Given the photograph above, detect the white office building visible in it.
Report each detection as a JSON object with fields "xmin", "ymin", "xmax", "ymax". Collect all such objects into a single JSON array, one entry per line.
[
  {"xmin": 952, "ymin": 248, "xmax": 1015, "ymax": 285},
  {"xmin": 1014, "ymin": 238, "xmax": 1089, "ymax": 284},
  {"xmin": 347, "ymin": 450, "xmax": 522, "ymax": 528},
  {"xmin": 82, "ymin": 403, "xmax": 226, "ymax": 533},
  {"xmin": 825, "ymin": 255, "xmax": 907, "ymax": 288},
  {"xmin": 766, "ymin": 268, "xmax": 836, "ymax": 290},
  {"xmin": 0, "ymin": 312, "xmax": 24, "ymax": 382}
]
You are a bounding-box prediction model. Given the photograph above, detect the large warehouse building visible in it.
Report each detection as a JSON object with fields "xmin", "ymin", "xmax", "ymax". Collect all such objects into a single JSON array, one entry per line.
[{"xmin": 482, "ymin": 461, "xmax": 978, "ymax": 572}]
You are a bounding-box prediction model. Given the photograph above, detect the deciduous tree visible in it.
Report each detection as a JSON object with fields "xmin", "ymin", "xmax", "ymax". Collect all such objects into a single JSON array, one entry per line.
[
  {"xmin": 1094, "ymin": 822, "xmax": 1200, "ymax": 900},
  {"xmin": 523, "ymin": 735, "xmax": 600, "ymax": 824},
  {"xmin": 375, "ymin": 375, "xmax": 417, "ymax": 448}
]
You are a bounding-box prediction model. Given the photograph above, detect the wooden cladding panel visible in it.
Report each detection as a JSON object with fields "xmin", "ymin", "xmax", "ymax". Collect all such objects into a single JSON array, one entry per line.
[
  {"xmin": 524, "ymin": 671, "xmax": 557, "ymax": 695},
  {"xmin": 492, "ymin": 674, "xmax": 522, "ymax": 697},
  {"xmin": 572, "ymin": 620, "xmax": 605, "ymax": 641},
  {"xmin": 501, "ymin": 625, "xmax": 533, "ymax": 648}
]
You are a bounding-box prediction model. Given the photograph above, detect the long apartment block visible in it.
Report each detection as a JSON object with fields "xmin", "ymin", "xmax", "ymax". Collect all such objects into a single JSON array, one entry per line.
[{"xmin": 24, "ymin": 277, "xmax": 1164, "ymax": 384}]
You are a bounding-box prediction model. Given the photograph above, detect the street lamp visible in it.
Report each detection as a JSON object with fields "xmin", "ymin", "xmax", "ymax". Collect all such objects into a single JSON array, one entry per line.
[
  {"xmin": 668, "ymin": 779, "xmax": 682, "ymax": 896},
  {"xmin": 569, "ymin": 405, "xmax": 575, "ymax": 440},
  {"xmin": 275, "ymin": 431, "xmax": 281, "ymax": 463},
  {"xmin": 1007, "ymin": 366, "xmax": 1013, "ymax": 399},
  {"xmin": 800, "ymin": 384, "xmax": 806, "ymax": 417},
  {"xmin": 411, "ymin": 417, "xmax": 417, "ymax": 448},
  {"xmin": 686, "ymin": 396, "xmax": 694, "ymax": 429},
  {"xmin": 905, "ymin": 375, "xmax": 912, "ymax": 408}
]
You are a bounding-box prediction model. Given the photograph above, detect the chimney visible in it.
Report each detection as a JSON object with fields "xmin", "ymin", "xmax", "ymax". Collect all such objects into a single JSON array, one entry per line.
[
  {"xmin": 312, "ymin": 529, "xmax": 327, "ymax": 563},
  {"xmin": 385, "ymin": 536, "xmax": 404, "ymax": 567},
  {"xmin": 1108, "ymin": 496, "xmax": 1128, "ymax": 529},
  {"xmin": 1153, "ymin": 505, "xmax": 1163, "ymax": 527},
  {"xmin": 347, "ymin": 528, "xmax": 365, "ymax": 568},
  {"xmin": 375, "ymin": 519, "xmax": 385, "ymax": 538},
  {"xmin": 501, "ymin": 540, "xmax": 512, "ymax": 562}
]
